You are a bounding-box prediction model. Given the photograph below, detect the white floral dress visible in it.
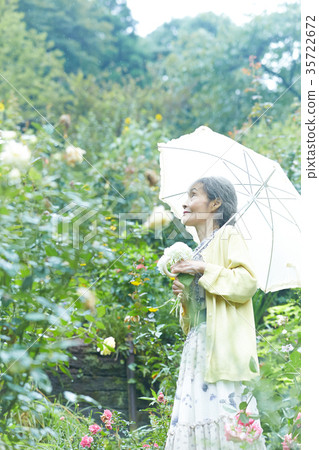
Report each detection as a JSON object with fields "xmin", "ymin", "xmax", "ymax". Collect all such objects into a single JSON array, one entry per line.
[{"xmin": 165, "ymin": 232, "xmax": 266, "ymax": 449}]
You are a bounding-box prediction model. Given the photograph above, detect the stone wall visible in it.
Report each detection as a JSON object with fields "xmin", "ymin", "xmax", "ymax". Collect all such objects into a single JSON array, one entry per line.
[{"xmin": 47, "ymin": 340, "xmax": 147, "ymax": 424}]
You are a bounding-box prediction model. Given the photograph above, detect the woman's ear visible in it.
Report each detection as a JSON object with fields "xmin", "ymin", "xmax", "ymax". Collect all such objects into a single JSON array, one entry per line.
[{"xmin": 210, "ymin": 198, "xmax": 222, "ymax": 212}]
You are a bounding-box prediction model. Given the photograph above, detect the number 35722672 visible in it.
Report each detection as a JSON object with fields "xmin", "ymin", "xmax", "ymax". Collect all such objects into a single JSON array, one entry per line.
[{"xmin": 306, "ymin": 16, "xmax": 316, "ymax": 75}]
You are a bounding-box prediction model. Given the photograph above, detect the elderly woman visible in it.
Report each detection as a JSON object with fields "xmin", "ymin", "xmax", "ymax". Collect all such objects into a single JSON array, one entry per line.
[{"xmin": 164, "ymin": 176, "xmax": 266, "ymax": 449}]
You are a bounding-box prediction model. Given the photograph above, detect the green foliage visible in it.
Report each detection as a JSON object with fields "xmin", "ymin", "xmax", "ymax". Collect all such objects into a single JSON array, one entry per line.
[
  {"xmin": 0, "ymin": 3, "xmax": 301, "ymax": 447},
  {"xmin": 244, "ymin": 296, "xmax": 301, "ymax": 447},
  {"xmin": 0, "ymin": 0, "xmax": 67, "ymax": 120},
  {"xmin": 18, "ymin": 0, "xmax": 148, "ymax": 80}
]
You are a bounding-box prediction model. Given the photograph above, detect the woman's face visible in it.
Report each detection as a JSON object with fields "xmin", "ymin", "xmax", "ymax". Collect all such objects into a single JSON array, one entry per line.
[{"xmin": 181, "ymin": 183, "xmax": 218, "ymax": 227}]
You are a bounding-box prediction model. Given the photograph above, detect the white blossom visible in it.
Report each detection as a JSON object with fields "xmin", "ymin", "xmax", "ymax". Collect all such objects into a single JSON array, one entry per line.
[
  {"xmin": 277, "ymin": 315, "xmax": 288, "ymax": 326},
  {"xmin": 64, "ymin": 145, "xmax": 86, "ymax": 166},
  {"xmin": 97, "ymin": 336, "xmax": 116, "ymax": 356},
  {"xmin": 157, "ymin": 242, "xmax": 193, "ymax": 277},
  {"xmin": 144, "ymin": 205, "xmax": 172, "ymax": 229},
  {"xmin": 76, "ymin": 287, "xmax": 97, "ymax": 312},
  {"xmin": 0, "ymin": 140, "xmax": 31, "ymax": 169},
  {"xmin": 281, "ymin": 344, "xmax": 294, "ymax": 353},
  {"xmin": 0, "ymin": 130, "xmax": 17, "ymax": 142},
  {"xmin": 7, "ymin": 168, "xmax": 21, "ymax": 185}
]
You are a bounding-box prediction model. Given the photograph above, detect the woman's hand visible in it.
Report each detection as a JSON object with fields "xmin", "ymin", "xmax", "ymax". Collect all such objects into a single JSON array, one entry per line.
[
  {"xmin": 171, "ymin": 260, "xmax": 206, "ymax": 275},
  {"xmin": 172, "ymin": 277, "xmax": 186, "ymax": 298}
]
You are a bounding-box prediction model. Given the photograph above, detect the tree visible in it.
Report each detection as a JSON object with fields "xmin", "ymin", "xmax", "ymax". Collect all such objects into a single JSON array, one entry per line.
[
  {"xmin": 18, "ymin": 0, "xmax": 148, "ymax": 80},
  {"xmin": 0, "ymin": 0, "xmax": 67, "ymax": 120},
  {"xmin": 143, "ymin": 4, "xmax": 300, "ymax": 135}
]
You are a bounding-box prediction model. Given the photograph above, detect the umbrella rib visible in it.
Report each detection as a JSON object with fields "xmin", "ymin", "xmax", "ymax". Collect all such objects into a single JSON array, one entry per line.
[
  {"xmin": 221, "ymin": 159, "xmax": 251, "ymax": 197},
  {"xmin": 226, "ymin": 169, "xmax": 277, "ymax": 229},
  {"xmin": 267, "ymin": 186, "xmax": 301, "ymax": 231},
  {"xmin": 244, "ymin": 153, "xmax": 278, "ymax": 292},
  {"xmin": 263, "ymin": 188, "xmax": 275, "ymax": 293},
  {"xmin": 254, "ymin": 199, "xmax": 300, "ymax": 228},
  {"xmin": 161, "ymin": 146, "xmax": 262, "ymax": 184},
  {"xmin": 233, "ymin": 182, "xmax": 298, "ymax": 198},
  {"xmin": 243, "ymin": 150, "xmax": 254, "ymax": 195}
]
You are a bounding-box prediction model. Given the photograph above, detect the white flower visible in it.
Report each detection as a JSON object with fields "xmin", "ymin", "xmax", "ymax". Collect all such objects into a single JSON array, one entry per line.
[
  {"xmin": 143, "ymin": 205, "xmax": 172, "ymax": 229},
  {"xmin": 0, "ymin": 141, "xmax": 31, "ymax": 169},
  {"xmin": 0, "ymin": 130, "xmax": 17, "ymax": 141},
  {"xmin": 282, "ymin": 329, "xmax": 287, "ymax": 335},
  {"xmin": 157, "ymin": 242, "xmax": 193, "ymax": 277},
  {"xmin": 277, "ymin": 315, "xmax": 288, "ymax": 326},
  {"xmin": 64, "ymin": 145, "xmax": 86, "ymax": 166},
  {"xmin": 97, "ymin": 336, "xmax": 116, "ymax": 356},
  {"xmin": 7, "ymin": 168, "xmax": 21, "ymax": 185},
  {"xmin": 281, "ymin": 344, "xmax": 294, "ymax": 353}
]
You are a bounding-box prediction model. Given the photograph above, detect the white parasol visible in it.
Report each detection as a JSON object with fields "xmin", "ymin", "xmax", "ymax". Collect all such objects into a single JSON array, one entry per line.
[{"xmin": 158, "ymin": 126, "xmax": 301, "ymax": 293}]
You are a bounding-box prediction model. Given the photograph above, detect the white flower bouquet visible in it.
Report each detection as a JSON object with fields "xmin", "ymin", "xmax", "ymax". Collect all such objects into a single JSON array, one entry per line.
[{"xmin": 157, "ymin": 242, "xmax": 194, "ymax": 314}]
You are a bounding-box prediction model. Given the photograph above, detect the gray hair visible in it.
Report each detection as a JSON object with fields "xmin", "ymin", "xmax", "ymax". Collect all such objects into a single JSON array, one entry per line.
[{"xmin": 191, "ymin": 176, "xmax": 237, "ymax": 227}]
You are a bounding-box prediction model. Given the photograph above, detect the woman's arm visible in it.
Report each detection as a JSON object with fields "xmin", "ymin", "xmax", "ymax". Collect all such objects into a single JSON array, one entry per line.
[{"xmin": 198, "ymin": 232, "xmax": 258, "ymax": 303}]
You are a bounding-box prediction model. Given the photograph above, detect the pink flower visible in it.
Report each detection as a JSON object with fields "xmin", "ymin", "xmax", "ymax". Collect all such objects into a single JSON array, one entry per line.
[
  {"xmin": 80, "ymin": 435, "xmax": 94, "ymax": 448},
  {"xmin": 136, "ymin": 264, "xmax": 147, "ymax": 270},
  {"xmin": 157, "ymin": 392, "xmax": 166, "ymax": 403},
  {"xmin": 59, "ymin": 416, "xmax": 65, "ymax": 421},
  {"xmin": 282, "ymin": 433, "xmax": 296, "ymax": 450},
  {"xmin": 142, "ymin": 445, "xmax": 150, "ymax": 448},
  {"xmin": 294, "ymin": 412, "xmax": 301, "ymax": 428},
  {"xmin": 224, "ymin": 414, "xmax": 263, "ymax": 444},
  {"xmin": 102, "ymin": 409, "xmax": 112, "ymax": 419},
  {"xmin": 101, "ymin": 409, "xmax": 113, "ymax": 430},
  {"xmin": 235, "ymin": 411, "xmax": 255, "ymax": 426},
  {"xmin": 89, "ymin": 424, "xmax": 101, "ymax": 435},
  {"xmin": 154, "ymin": 445, "xmax": 159, "ymax": 448}
]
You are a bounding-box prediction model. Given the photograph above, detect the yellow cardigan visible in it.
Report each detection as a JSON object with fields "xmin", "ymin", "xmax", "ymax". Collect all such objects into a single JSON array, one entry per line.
[{"xmin": 180, "ymin": 225, "xmax": 260, "ymax": 383}]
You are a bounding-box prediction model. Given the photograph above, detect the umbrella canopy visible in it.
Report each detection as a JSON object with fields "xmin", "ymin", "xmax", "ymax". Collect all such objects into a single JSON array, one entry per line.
[{"xmin": 158, "ymin": 126, "xmax": 301, "ymax": 293}]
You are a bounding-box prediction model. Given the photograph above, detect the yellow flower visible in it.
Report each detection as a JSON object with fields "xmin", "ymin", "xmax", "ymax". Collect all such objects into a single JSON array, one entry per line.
[
  {"xmin": 130, "ymin": 280, "xmax": 142, "ymax": 286},
  {"xmin": 80, "ymin": 263, "xmax": 86, "ymax": 266},
  {"xmin": 148, "ymin": 307, "xmax": 158, "ymax": 312},
  {"xmin": 0, "ymin": 103, "xmax": 5, "ymax": 111},
  {"xmin": 124, "ymin": 117, "xmax": 131, "ymax": 125},
  {"xmin": 155, "ymin": 113, "xmax": 163, "ymax": 121},
  {"xmin": 110, "ymin": 225, "xmax": 117, "ymax": 231}
]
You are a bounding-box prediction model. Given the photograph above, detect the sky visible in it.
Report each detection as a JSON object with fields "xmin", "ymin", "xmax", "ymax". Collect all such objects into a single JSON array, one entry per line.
[{"xmin": 126, "ymin": 0, "xmax": 298, "ymax": 36}]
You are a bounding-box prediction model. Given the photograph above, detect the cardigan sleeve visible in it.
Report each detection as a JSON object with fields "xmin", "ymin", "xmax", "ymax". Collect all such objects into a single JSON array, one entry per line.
[{"xmin": 198, "ymin": 231, "xmax": 258, "ymax": 303}]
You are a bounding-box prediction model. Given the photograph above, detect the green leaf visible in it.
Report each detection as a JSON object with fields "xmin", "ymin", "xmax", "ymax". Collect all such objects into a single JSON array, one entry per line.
[
  {"xmin": 21, "ymin": 275, "xmax": 33, "ymax": 291},
  {"xmin": 25, "ymin": 312, "xmax": 47, "ymax": 321},
  {"xmin": 28, "ymin": 166, "xmax": 42, "ymax": 182},
  {"xmin": 178, "ymin": 273, "xmax": 194, "ymax": 288},
  {"xmin": 239, "ymin": 412, "xmax": 250, "ymax": 425},
  {"xmin": 97, "ymin": 305, "xmax": 106, "ymax": 318},
  {"xmin": 45, "ymin": 246, "xmax": 59, "ymax": 257},
  {"xmin": 222, "ymin": 404, "xmax": 237, "ymax": 414},
  {"xmin": 239, "ymin": 401, "xmax": 248, "ymax": 411},
  {"xmin": 64, "ymin": 391, "xmax": 77, "ymax": 403}
]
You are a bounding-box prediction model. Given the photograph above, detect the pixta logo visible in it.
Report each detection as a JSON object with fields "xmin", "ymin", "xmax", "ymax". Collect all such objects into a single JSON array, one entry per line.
[{"xmin": 52, "ymin": 202, "xmax": 98, "ymax": 249}]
